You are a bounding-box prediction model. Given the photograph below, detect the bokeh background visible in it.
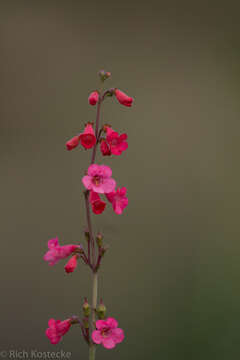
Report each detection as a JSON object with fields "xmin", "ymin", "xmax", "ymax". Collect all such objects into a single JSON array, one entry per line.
[{"xmin": 1, "ymin": 1, "xmax": 240, "ymax": 359}]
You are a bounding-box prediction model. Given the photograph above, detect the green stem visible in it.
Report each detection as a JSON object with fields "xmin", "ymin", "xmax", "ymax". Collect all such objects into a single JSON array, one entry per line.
[{"xmin": 89, "ymin": 272, "xmax": 98, "ymax": 360}]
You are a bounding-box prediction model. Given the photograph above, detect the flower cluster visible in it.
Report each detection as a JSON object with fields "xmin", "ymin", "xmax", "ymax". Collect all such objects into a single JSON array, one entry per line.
[{"xmin": 44, "ymin": 71, "xmax": 133, "ymax": 354}]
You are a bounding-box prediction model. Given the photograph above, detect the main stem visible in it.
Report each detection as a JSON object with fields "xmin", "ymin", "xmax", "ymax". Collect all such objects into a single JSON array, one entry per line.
[{"xmin": 86, "ymin": 98, "xmax": 102, "ymax": 360}]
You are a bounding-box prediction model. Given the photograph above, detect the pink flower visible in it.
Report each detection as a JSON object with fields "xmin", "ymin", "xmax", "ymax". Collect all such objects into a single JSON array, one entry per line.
[
  {"xmin": 43, "ymin": 237, "xmax": 79, "ymax": 266},
  {"xmin": 115, "ymin": 89, "xmax": 133, "ymax": 107},
  {"xmin": 106, "ymin": 187, "xmax": 128, "ymax": 215},
  {"xmin": 89, "ymin": 190, "xmax": 106, "ymax": 214},
  {"xmin": 82, "ymin": 164, "xmax": 116, "ymax": 194},
  {"xmin": 106, "ymin": 127, "xmax": 128, "ymax": 156},
  {"xmin": 79, "ymin": 123, "xmax": 96, "ymax": 149},
  {"xmin": 64, "ymin": 255, "xmax": 78, "ymax": 273},
  {"xmin": 46, "ymin": 318, "xmax": 71, "ymax": 344},
  {"xmin": 88, "ymin": 91, "xmax": 99, "ymax": 105},
  {"xmin": 92, "ymin": 317, "xmax": 124, "ymax": 349},
  {"xmin": 100, "ymin": 139, "xmax": 111, "ymax": 156},
  {"xmin": 66, "ymin": 136, "xmax": 79, "ymax": 151}
]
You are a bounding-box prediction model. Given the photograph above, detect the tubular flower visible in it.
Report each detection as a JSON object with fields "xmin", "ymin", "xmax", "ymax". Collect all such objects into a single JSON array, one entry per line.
[
  {"xmin": 64, "ymin": 254, "xmax": 78, "ymax": 273},
  {"xmin": 92, "ymin": 317, "xmax": 124, "ymax": 349},
  {"xmin": 66, "ymin": 136, "xmax": 79, "ymax": 151},
  {"xmin": 46, "ymin": 318, "xmax": 71, "ymax": 344},
  {"xmin": 82, "ymin": 164, "xmax": 116, "ymax": 194},
  {"xmin": 43, "ymin": 237, "xmax": 80, "ymax": 266},
  {"xmin": 115, "ymin": 89, "xmax": 133, "ymax": 107},
  {"xmin": 106, "ymin": 187, "xmax": 128, "ymax": 215},
  {"xmin": 79, "ymin": 123, "xmax": 96, "ymax": 149},
  {"xmin": 89, "ymin": 190, "xmax": 106, "ymax": 214},
  {"xmin": 88, "ymin": 91, "xmax": 99, "ymax": 105}
]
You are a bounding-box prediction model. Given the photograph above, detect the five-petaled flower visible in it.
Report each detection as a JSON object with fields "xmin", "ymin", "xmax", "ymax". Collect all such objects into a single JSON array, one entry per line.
[
  {"xmin": 106, "ymin": 187, "xmax": 128, "ymax": 215},
  {"xmin": 82, "ymin": 164, "xmax": 116, "ymax": 194},
  {"xmin": 46, "ymin": 318, "xmax": 72, "ymax": 344},
  {"xmin": 92, "ymin": 317, "xmax": 124, "ymax": 349},
  {"xmin": 44, "ymin": 237, "xmax": 80, "ymax": 266},
  {"xmin": 100, "ymin": 126, "xmax": 128, "ymax": 156}
]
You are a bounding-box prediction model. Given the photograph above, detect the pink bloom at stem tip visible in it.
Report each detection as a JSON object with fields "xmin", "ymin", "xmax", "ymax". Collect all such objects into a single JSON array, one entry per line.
[
  {"xmin": 82, "ymin": 164, "xmax": 116, "ymax": 194},
  {"xmin": 79, "ymin": 123, "xmax": 96, "ymax": 149},
  {"xmin": 89, "ymin": 190, "xmax": 106, "ymax": 214},
  {"xmin": 46, "ymin": 318, "xmax": 71, "ymax": 345},
  {"xmin": 106, "ymin": 187, "xmax": 128, "ymax": 215},
  {"xmin": 64, "ymin": 254, "xmax": 78, "ymax": 273},
  {"xmin": 92, "ymin": 317, "xmax": 124, "ymax": 349},
  {"xmin": 115, "ymin": 89, "xmax": 133, "ymax": 107},
  {"xmin": 43, "ymin": 237, "xmax": 80, "ymax": 266},
  {"xmin": 88, "ymin": 91, "xmax": 99, "ymax": 106}
]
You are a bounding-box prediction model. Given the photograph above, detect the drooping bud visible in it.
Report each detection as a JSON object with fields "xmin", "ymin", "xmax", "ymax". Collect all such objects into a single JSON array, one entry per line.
[
  {"xmin": 66, "ymin": 136, "xmax": 79, "ymax": 151},
  {"xmin": 64, "ymin": 255, "xmax": 78, "ymax": 273},
  {"xmin": 115, "ymin": 89, "xmax": 133, "ymax": 107},
  {"xmin": 88, "ymin": 91, "xmax": 99, "ymax": 106},
  {"xmin": 83, "ymin": 298, "xmax": 91, "ymax": 317},
  {"xmin": 98, "ymin": 70, "xmax": 111, "ymax": 82},
  {"xmin": 96, "ymin": 299, "xmax": 106, "ymax": 319}
]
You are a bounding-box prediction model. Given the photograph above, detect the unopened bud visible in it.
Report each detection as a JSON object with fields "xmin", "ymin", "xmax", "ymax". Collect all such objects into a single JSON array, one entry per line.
[
  {"xmin": 83, "ymin": 298, "xmax": 91, "ymax": 317},
  {"xmin": 96, "ymin": 300, "xmax": 106, "ymax": 319},
  {"xmin": 102, "ymin": 124, "xmax": 111, "ymax": 133},
  {"xmin": 83, "ymin": 317, "xmax": 89, "ymax": 329},
  {"xmin": 98, "ymin": 70, "xmax": 111, "ymax": 82},
  {"xmin": 96, "ymin": 233, "xmax": 103, "ymax": 248}
]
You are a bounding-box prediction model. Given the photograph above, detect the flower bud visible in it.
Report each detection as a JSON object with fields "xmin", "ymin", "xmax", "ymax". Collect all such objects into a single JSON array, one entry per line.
[
  {"xmin": 83, "ymin": 317, "xmax": 89, "ymax": 329},
  {"xmin": 64, "ymin": 255, "xmax": 78, "ymax": 273},
  {"xmin": 98, "ymin": 70, "xmax": 111, "ymax": 82},
  {"xmin": 96, "ymin": 300, "xmax": 106, "ymax": 319},
  {"xmin": 88, "ymin": 91, "xmax": 99, "ymax": 106},
  {"xmin": 83, "ymin": 298, "xmax": 91, "ymax": 317},
  {"xmin": 66, "ymin": 136, "xmax": 79, "ymax": 151},
  {"xmin": 115, "ymin": 89, "xmax": 133, "ymax": 107},
  {"xmin": 96, "ymin": 233, "xmax": 103, "ymax": 248}
]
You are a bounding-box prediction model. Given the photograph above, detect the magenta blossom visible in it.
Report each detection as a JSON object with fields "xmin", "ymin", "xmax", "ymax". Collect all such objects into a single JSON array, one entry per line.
[
  {"xmin": 88, "ymin": 91, "xmax": 99, "ymax": 105},
  {"xmin": 46, "ymin": 318, "xmax": 71, "ymax": 344},
  {"xmin": 82, "ymin": 164, "xmax": 116, "ymax": 194},
  {"xmin": 106, "ymin": 127, "xmax": 128, "ymax": 156},
  {"xmin": 43, "ymin": 237, "xmax": 80, "ymax": 266},
  {"xmin": 89, "ymin": 190, "xmax": 106, "ymax": 214},
  {"xmin": 64, "ymin": 254, "xmax": 78, "ymax": 273},
  {"xmin": 79, "ymin": 123, "xmax": 96, "ymax": 149},
  {"xmin": 106, "ymin": 187, "xmax": 128, "ymax": 215},
  {"xmin": 92, "ymin": 317, "xmax": 124, "ymax": 349},
  {"xmin": 115, "ymin": 89, "xmax": 133, "ymax": 107}
]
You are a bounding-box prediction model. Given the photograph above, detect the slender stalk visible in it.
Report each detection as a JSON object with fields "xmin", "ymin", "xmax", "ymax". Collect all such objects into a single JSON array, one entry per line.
[
  {"xmin": 84, "ymin": 97, "xmax": 102, "ymax": 360},
  {"xmin": 89, "ymin": 272, "xmax": 98, "ymax": 360}
]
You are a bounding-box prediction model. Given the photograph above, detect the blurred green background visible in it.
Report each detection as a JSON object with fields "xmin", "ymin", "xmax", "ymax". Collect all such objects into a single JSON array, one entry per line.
[{"xmin": 0, "ymin": 1, "xmax": 240, "ymax": 359}]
